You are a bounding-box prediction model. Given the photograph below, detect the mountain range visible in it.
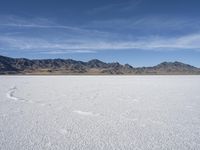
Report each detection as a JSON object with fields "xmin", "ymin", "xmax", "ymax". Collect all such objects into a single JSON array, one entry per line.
[{"xmin": 0, "ymin": 55, "xmax": 200, "ymax": 75}]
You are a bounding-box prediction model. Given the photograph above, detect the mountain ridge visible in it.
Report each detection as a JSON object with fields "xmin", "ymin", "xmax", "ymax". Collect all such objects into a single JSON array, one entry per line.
[{"xmin": 0, "ymin": 55, "xmax": 200, "ymax": 75}]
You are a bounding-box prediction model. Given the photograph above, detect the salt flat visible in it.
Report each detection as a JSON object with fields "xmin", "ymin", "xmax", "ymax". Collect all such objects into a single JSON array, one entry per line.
[{"xmin": 0, "ymin": 76, "xmax": 200, "ymax": 150}]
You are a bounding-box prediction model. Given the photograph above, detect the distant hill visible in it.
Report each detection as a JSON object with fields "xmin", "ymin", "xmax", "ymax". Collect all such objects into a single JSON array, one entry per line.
[{"xmin": 0, "ymin": 55, "xmax": 200, "ymax": 75}]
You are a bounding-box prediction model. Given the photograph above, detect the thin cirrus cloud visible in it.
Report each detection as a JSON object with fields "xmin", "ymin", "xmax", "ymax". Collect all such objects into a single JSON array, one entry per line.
[
  {"xmin": 1, "ymin": 15, "xmax": 200, "ymax": 53},
  {"xmin": 0, "ymin": 23, "xmax": 110, "ymax": 36},
  {"xmin": 0, "ymin": 15, "xmax": 108, "ymax": 35},
  {"xmin": 1, "ymin": 33, "xmax": 200, "ymax": 54},
  {"xmin": 84, "ymin": 16, "xmax": 200, "ymax": 35},
  {"xmin": 40, "ymin": 50, "xmax": 97, "ymax": 54}
]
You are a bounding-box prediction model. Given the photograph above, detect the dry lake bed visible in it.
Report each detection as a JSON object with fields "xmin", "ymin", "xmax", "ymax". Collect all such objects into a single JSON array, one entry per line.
[{"xmin": 0, "ymin": 76, "xmax": 200, "ymax": 150}]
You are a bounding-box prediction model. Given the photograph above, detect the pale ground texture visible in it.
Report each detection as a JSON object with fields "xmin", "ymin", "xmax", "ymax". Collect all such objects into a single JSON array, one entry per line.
[{"xmin": 0, "ymin": 76, "xmax": 200, "ymax": 150}]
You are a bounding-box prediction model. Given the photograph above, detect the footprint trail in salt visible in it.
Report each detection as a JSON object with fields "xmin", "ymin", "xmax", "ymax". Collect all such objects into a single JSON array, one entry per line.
[
  {"xmin": 6, "ymin": 86, "xmax": 23, "ymax": 101},
  {"xmin": 6, "ymin": 86, "xmax": 43, "ymax": 105},
  {"xmin": 73, "ymin": 110, "xmax": 100, "ymax": 117}
]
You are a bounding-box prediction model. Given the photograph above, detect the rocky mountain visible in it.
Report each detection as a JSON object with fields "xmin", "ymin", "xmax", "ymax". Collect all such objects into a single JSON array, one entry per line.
[
  {"xmin": 0, "ymin": 55, "xmax": 200, "ymax": 75},
  {"xmin": 134, "ymin": 61, "xmax": 200, "ymax": 75}
]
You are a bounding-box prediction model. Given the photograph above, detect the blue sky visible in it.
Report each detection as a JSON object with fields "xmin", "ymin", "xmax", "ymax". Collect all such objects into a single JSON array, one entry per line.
[{"xmin": 0, "ymin": 0, "xmax": 200, "ymax": 67}]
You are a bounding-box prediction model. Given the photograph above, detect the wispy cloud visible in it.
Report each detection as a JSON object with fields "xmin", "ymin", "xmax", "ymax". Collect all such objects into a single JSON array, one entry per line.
[
  {"xmin": 1, "ymin": 33, "xmax": 200, "ymax": 53},
  {"xmin": 1, "ymin": 15, "xmax": 200, "ymax": 54},
  {"xmin": 84, "ymin": 16, "xmax": 200, "ymax": 35},
  {"xmin": 40, "ymin": 50, "xmax": 96, "ymax": 54},
  {"xmin": 0, "ymin": 15, "xmax": 109, "ymax": 35}
]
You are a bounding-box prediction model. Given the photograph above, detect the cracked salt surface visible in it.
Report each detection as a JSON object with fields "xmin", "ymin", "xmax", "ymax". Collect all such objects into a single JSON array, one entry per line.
[{"xmin": 0, "ymin": 76, "xmax": 200, "ymax": 150}]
